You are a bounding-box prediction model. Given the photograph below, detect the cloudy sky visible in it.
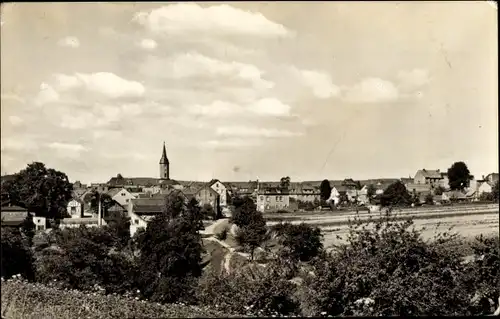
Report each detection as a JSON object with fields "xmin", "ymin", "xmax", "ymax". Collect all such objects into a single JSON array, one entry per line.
[{"xmin": 1, "ymin": 2, "xmax": 497, "ymax": 184}]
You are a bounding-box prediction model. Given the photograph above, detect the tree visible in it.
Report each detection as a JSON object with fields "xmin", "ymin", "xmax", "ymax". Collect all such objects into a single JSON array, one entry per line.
[
  {"xmin": 89, "ymin": 191, "xmax": 115, "ymax": 216},
  {"xmin": 272, "ymin": 222, "xmax": 323, "ymax": 263},
  {"xmin": 138, "ymin": 193, "xmax": 204, "ymax": 303},
  {"xmin": 231, "ymin": 196, "xmax": 267, "ymax": 260},
  {"xmin": 380, "ymin": 181, "xmax": 412, "ymax": 207},
  {"xmin": 1, "ymin": 227, "xmax": 34, "ymax": 280},
  {"xmin": 2, "ymin": 162, "xmax": 73, "ymax": 219},
  {"xmin": 280, "ymin": 176, "xmax": 291, "ymax": 190},
  {"xmin": 200, "ymin": 203, "xmax": 216, "ymax": 220},
  {"xmin": 367, "ymin": 184, "xmax": 377, "ymax": 200},
  {"xmin": 320, "ymin": 179, "xmax": 332, "ymax": 201},
  {"xmin": 424, "ymin": 193, "xmax": 434, "ymax": 205},
  {"xmin": 434, "ymin": 185, "xmax": 446, "ymax": 195},
  {"xmin": 447, "ymin": 162, "xmax": 472, "ymax": 190},
  {"xmin": 492, "ymin": 181, "xmax": 499, "ymax": 203}
]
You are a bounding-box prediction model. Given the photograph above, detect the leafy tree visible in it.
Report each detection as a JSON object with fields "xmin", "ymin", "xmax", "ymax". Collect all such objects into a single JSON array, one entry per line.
[
  {"xmin": 492, "ymin": 181, "xmax": 499, "ymax": 203},
  {"xmin": 20, "ymin": 214, "xmax": 36, "ymax": 246},
  {"xmin": 479, "ymin": 192, "xmax": 494, "ymax": 202},
  {"xmin": 200, "ymin": 203, "xmax": 216, "ymax": 220},
  {"xmin": 105, "ymin": 214, "xmax": 132, "ymax": 249},
  {"xmin": 380, "ymin": 181, "xmax": 412, "ymax": 207},
  {"xmin": 320, "ymin": 179, "xmax": 332, "ymax": 201},
  {"xmin": 367, "ymin": 184, "xmax": 377, "ymax": 200},
  {"xmin": 89, "ymin": 191, "xmax": 115, "ymax": 216},
  {"xmin": 280, "ymin": 176, "xmax": 291, "ymax": 190},
  {"xmin": 138, "ymin": 193, "xmax": 204, "ymax": 303},
  {"xmin": 425, "ymin": 193, "xmax": 434, "ymax": 205},
  {"xmin": 272, "ymin": 222, "xmax": 323, "ymax": 263},
  {"xmin": 447, "ymin": 161, "xmax": 472, "ymax": 190},
  {"xmin": 231, "ymin": 196, "xmax": 267, "ymax": 260},
  {"xmin": 1, "ymin": 227, "xmax": 34, "ymax": 280},
  {"xmin": 2, "ymin": 162, "xmax": 73, "ymax": 219},
  {"xmin": 434, "ymin": 185, "xmax": 446, "ymax": 195}
]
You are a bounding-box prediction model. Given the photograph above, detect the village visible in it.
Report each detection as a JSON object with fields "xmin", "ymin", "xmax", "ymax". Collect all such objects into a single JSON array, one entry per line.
[{"xmin": 2, "ymin": 142, "xmax": 498, "ymax": 237}]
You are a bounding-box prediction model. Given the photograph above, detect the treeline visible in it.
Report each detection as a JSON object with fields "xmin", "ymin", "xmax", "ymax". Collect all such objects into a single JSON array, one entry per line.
[{"xmin": 2, "ymin": 191, "xmax": 499, "ymax": 317}]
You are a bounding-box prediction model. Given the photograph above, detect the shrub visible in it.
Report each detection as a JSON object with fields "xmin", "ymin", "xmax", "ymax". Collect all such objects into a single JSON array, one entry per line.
[
  {"xmin": 272, "ymin": 222, "xmax": 323, "ymax": 263},
  {"xmin": 298, "ymin": 210, "xmax": 476, "ymax": 316},
  {"xmin": 216, "ymin": 228, "xmax": 228, "ymax": 241},
  {"xmin": 1, "ymin": 227, "xmax": 34, "ymax": 280}
]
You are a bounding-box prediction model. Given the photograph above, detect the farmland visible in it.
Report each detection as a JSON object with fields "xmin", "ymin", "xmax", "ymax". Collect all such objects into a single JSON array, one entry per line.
[{"xmin": 265, "ymin": 204, "xmax": 499, "ymax": 247}]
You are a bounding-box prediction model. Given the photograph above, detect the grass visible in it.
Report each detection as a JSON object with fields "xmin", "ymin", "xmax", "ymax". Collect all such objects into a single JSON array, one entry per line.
[{"xmin": 1, "ymin": 279, "xmax": 241, "ymax": 319}]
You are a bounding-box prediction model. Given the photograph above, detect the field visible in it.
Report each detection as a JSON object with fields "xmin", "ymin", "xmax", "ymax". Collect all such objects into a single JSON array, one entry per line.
[{"xmin": 265, "ymin": 204, "xmax": 499, "ymax": 248}]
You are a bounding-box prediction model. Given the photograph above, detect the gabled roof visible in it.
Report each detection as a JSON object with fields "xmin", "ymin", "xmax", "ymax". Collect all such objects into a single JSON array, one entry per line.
[
  {"xmin": 417, "ymin": 169, "xmax": 442, "ymax": 179},
  {"xmin": 106, "ymin": 188, "xmax": 123, "ymax": 197}
]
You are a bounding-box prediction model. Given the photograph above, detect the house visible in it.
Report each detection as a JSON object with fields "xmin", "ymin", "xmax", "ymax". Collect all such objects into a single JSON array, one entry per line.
[
  {"xmin": 405, "ymin": 183, "xmax": 432, "ymax": 195},
  {"xmin": 290, "ymin": 183, "xmax": 320, "ymax": 203},
  {"xmin": 414, "ymin": 169, "xmax": 444, "ymax": 186},
  {"xmin": 225, "ymin": 181, "xmax": 258, "ymax": 198},
  {"xmin": 207, "ymin": 179, "xmax": 228, "ymax": 207},
  {"xmin": 128, "ymin": 197, "xmax": 164, "ymax": 237},
  {"xmin": 66, "ymin": 198, "xmax": 85, "ymax": 218},
  {"xmin": 477, "ymin": 181, "xmax": 493, "ymax": 196},
  {"xmin": 195, "ymin": 184, "xmax": 221, "ymax": 213},
  {"xmin": 256, "ymin": 187, "xmax": 290, "ymax": 213},
  {"xmin": 329, "ymin": 186, "xmax": 348, "ymax": 205},
  {"xmin": 484, "ymin": 173, "xmax": 499, "ymax": 185},
  {"xmin": 347, "ymin": 185, "xmax": 369, "ymax": 205},
  {"xmin": 33, "ymin": 216, "xmax": 47, "ymax": 231},
  {"xmin": 107, "ymin": 187, "xmax": 136, "ymax": 207},
  {"xmin": 104, "ymin": 202, "xmax": 127, "ymax": 223},
  {"xmin": 439, "ymin": 173, "xmax": 450, "ymax": 189},
  {"xmin": 1, "ymin": 203, "xmax": 29, "ymax": 228}
]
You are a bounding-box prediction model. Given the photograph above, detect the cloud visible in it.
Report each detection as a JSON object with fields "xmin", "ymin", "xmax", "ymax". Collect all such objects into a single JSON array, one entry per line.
[
  {"xmin": 47, "ymin": 142, "xmax": 88, "ymax": 158},
  {"xmin": 201, "ymin": 138, "xmax": 262, "ymax": 149},
  {"xmin": 1, "ymin": 137, "xmax": 38, "ymax": 152},
  {"xmin": 216, "ymin": 126, "xmax": 301, "ymax": 138},
  {"xmin": 57, "ymin": 36, "xmax": 80, "ymax": 48},
  {"xmin": 34, "ymin": 82, "xmax": 60, "ymax": 106},
  {"xmin": 1, "ymin": 93, "xmax": 26, "ymax": 104},
  {"xmin": 186, "ymin": 98, "xmax": 291, "ymax": 118},
  {"xmin": 8, "ymin": 116, "xmax": 24, "ymax": 126},
  {"xmin": 133, "ymin": 3, "xmax": 291, "ymax": 38},
  {"xmin": 250, "ymin": 98, "xmax": 291, "ymax": 116},
  {"xmin": 187, "ymin": 100, "xmax": 241, "ymax": 117},
  {"xmin": 138, "ymin": 38, "xmax": 158, "ymax": 50},
  {"xmin": 397, "ymin": 68, "xmax": 430, "ymax": 91},
  {"xmin": 343, "ymin": 77, "xmax": 399, "ymax": 103},
  {"xmin": 50, "ymin": 72, "xmax": 145, "ymax": 99},
  {"xmin": 291, "ymin": 68, "xmax": 341, "ymax": 99},
  {"xmin": 143, "ymin": 52, "xmax": 274, "ymax": 90}
]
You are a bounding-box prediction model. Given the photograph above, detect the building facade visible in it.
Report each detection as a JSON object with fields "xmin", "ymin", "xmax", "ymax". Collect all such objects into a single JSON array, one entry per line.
[{"xmin": 256, "ymin": 188, "xmax": 290, "ymax": 213}]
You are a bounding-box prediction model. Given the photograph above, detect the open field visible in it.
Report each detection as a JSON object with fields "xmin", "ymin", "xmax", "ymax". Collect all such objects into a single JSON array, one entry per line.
[{"xmin": 265, "ymin": 204, "xmax": 499, "ymax": 248}]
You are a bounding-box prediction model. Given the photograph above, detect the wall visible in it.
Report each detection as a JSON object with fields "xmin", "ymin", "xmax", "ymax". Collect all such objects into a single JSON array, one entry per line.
[
  {"xmin": 66, "ymin": 200, "xmax": 83, "ymax": 218},
  {"xmin": 112, "ymin": 188, "xmax": 136, "ymax": 206},
  {"xmin": 256, "ymin": 194, "xmax": 290, "ymax": 213},
  {"xmin": 210, "ymin": 181, "xmax": 227, "ymax": 207}
]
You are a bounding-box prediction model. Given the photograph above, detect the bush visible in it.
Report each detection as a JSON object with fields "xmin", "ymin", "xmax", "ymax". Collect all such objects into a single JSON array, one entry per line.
[
  {"xmin": 215, "ymin": 228, "xmax": 228, "ymax": 241},
  {"xmin": 1, "ymin": 228, "xmax": 34, "ymax": 281},
  {"xmin": 298, "ymin": 210, "xmax": 478, "ymax": 316},
  {"xmin": 271, "ymin": 222, "xmax": 323, "ymax": 263}
]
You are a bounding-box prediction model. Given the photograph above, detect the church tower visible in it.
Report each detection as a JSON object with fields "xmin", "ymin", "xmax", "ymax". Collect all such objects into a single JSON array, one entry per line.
[{"xmin": 159, "ymin": 142, "xmax": 170, "ymax": 180}]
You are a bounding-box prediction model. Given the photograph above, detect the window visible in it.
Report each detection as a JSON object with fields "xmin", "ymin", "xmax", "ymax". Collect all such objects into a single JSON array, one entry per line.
[
  {"xmin": 71, "ymin": 206, "xmax": 76, "ymax": 213},
  {"xmin": 260, "ymin": 196, "xmax": 264, "ymax": 201},
  {"xmin": 135, "ymin": 219, "xmax": 139, "ymax": 225},
  {"xmin": 266, "ymin": 197, "xmax": 270, "ymax": 202},
  {"xmin": 121, "ymin": 193, "xmax": 126, "ymax": 196},
  {"xmin": 126, "ymin": 199, "xmax": 129, "ymax": 203}
]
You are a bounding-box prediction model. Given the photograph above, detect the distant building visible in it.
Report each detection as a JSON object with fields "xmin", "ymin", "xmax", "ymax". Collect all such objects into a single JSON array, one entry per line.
[
  {"xmin": 195, "ymin": 184, "xmax": 221, "ymax": 213},
  {"xmin": 207, "ymin": 179, "xmax": 228, "ymax": 208},
  {"xmin": 414, "ymin": 169, "xmax": 444, "ymax": 186},
  {"xmin": 484, "ymin": 173, "xmax": 499, "ymax": 186},
  {"xmin": 1, "ymin": 203, "xmax": 29, "ymax": 228},
  {"xmin": 66, "ymin": 198, "xmax": 85, "ymax": 218},
  {"xmin": 256, "ymin": 187, "xmax": 290, "ymax": 213},
  {"xmin": 106, "ymin": 187, "xmax": 136, "ymax": 207}
]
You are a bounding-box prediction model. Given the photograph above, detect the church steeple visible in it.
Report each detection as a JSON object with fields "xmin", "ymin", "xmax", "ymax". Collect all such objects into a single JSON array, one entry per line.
[{"xmin": 159, "ymin": 142, "xmax": 170, "ymax": 180}]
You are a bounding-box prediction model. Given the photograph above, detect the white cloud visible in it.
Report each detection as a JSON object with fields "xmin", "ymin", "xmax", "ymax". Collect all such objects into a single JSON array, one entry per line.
[
  {"xmin": 121, "ymin": 103, "xmax": 143, "ymax": 116},
  {"xmin": 138, "ymin": 38, "xmax": 158, "ymax": 50},
  {"xmin": 250, "ymin": 98, "xmax": 291, "ymax": 116},
  {"xmin": 151, "ymin": 52, "xmax": 274, "ymax": 90},
  {"xmin": 216, "ymin": 126, "xmax": 301, "ymax": 138},
  {"xmin": 34, "ymin": 82, "xmax": 60, "ymax": 106},
  {"xmin": 292, "ymin": 68, "xmax": 341, "ymax": 99},
  {"xmin": 47, "ymin": 142, "xmax": 88, "ymax": 158},
  {"xmin": 187, "ymin": 100, "xmax": 241, "ymax": 117},
  {"xmin": 51, "ymin": 72, "xmax": 145, "ymax": 99},
  {"xmin": 343, "ymin": 78, "xmax": 399, "ymax": 103},
  {"xmin": 1, "ymin": 93, "xmax": 26, "ymax": 104},
  {"xmin": 201, "ymin": 138, "xmax": 262, "ymax": 149},
  {"xmin": 1, "ymin": 137, "xmax": 38, "ymax": 152},
  {"xmin": 8, "ymin": 116, "xmax": 24, "ymax": 126},
  {"xmin": 58, "ymin": 36, "xmax": 80, "ymax": 48},
  {"xmin": 60, "ymin": 114, "xmax": 93, "ymax": 130},
  {"xmin": 397, "ymin": 68, "xmax": 430, "ymax": 91},
  {"xmin": 133, "ymin": 3, "xmax": 291, "ymax": 38}
]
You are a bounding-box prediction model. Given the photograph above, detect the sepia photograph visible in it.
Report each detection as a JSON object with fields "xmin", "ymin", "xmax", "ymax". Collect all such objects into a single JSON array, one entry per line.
[{"xmin": 1, "ymin": 1, "xmax": 499, "ymax": 317}]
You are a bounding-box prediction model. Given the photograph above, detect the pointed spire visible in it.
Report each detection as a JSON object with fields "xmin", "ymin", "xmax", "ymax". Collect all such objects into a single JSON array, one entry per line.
[{"xmin": 160, "ymin": 141, "xmax": 169, "ymax": 164}]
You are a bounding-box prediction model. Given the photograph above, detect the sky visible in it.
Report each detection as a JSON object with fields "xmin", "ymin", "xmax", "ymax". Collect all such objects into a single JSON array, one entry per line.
[{"xmin": 0, "ymin": 2, "xmax": 498, "ymax": 184}]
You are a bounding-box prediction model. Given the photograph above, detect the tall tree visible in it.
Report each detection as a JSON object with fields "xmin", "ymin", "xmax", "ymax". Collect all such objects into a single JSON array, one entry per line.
[
  {"xmin": 367, "ymin": 184, "xmax": 377, "ymax": 200},
  {"xmin": 89, "ymin": 191, "xmax": 115, "ymax": 216},
  {"xmin": 138, "ymin": 193, "xmax": 203, "ymax": 303},
  {"xmin": 280, "ymin": 176, "xmax": 291, "ymax": 190},
  {"xmin": 447, "ymin": 161, "xmax": 472, "ymax": 190},
  {"xmin": 2, "ymin": 162, "xmax": 73, "ymax": 219},
  {"xmin": 320, "ymin": 179, "xmax": 332, "ymax": 201},
  {"xmin": 380, "ymin": 181, "xmax": 412, "ymax": 207},
  {"xmin": 272, "ymin": 222, "xmax": 323, "ymax": 263}
]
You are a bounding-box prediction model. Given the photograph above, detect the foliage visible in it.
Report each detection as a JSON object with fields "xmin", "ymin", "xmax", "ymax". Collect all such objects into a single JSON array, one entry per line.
[
  {"xmin": 319, "ymin": 179, "xmax": 332, "ymax": 201},
  {"xmin": 231, "ymin": 196, "xmax": 267, "ymax": 259},
  {"xmin": 492, "ymin": 181, "xmax": 499, "ymax": 202},
  {"xmin": 279, "ymin": 176, "xmax": 291, "ymax": 190},
  {"xmin": 20, "ymin": 214, "xmax": 36, "ymax": 245},
  {"xmin": 89, "ymin": 191, "xmax": 115, "ymax": 216},
  {"xmin": 196, "ymin": 265, "xmax": 300, "ymax": 317},
  {"xmin": 434, "ymin": 185, "xmax": 446, "ymax": 195},
  {"xmin": 137, "ymin": 193, "xmax": 204, "ymax": 303},
  {"xmin": 2, "ymin": 162, "xmax": 73, "ymax": 219},
  {"xmin": 447, "ymin": 161, "xmax": 472, "ymax": 190},
  {"xmin": 106, "ymin": 214, "xmax": 132, "ymax": 250},
  {"xmin": 297, "ymin": 200, "xmax": 316, "ymax": 211},
  {"xmin": 272, "ymin": 222, "xmax": 323, "ymax": 262},
  {"xmin": 33, "ymin": 226, "xmax": 137, "ymax": 294},
  {"xmin": 479, "ymin": 192, "xmax": 494, "ymax": 202},
  {"xmin": 1, "ymin": 228, "xmax": 34, "ymax": 280},
  {"xmin": 200, "ymin": 203, "xmax": 216, "ymax": 220},
  {"xmin": 298, "ymin": 212, "xmax": 483, "ymax": 316},
  {"xmin": 215, "ymin": 228, "xmax": 228, "ymax": 241},
  {"xmin": 1, "ymin": 279, "xmax": 235, "ymax": 319},
  {"xmin": 380, "ymin": 181, "xmax": 412, "ymax": 207},
  {"xmin": 424, "ymin": 193, "xmax": 434, "ymax": 205},
  {"xmin": 367, "ymin": 184, "xmax": 377, "ymax": 200}
]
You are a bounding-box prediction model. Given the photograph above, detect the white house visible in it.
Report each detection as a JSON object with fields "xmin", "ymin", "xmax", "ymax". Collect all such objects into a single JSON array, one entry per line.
[
  {"xmin": 208, "ymin": 179, "xmax": 228, "ymax": 208},
  {"xmin": 107, "ymin": 188, "xmax": 136, "ymax": 207},
  {"xmin": 67, "ymin": 198, "xmax": 85, "ymax": 218},
  {"xmin": 477, "ymin": 181, "xmax": 493, "ymax": 196}
]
